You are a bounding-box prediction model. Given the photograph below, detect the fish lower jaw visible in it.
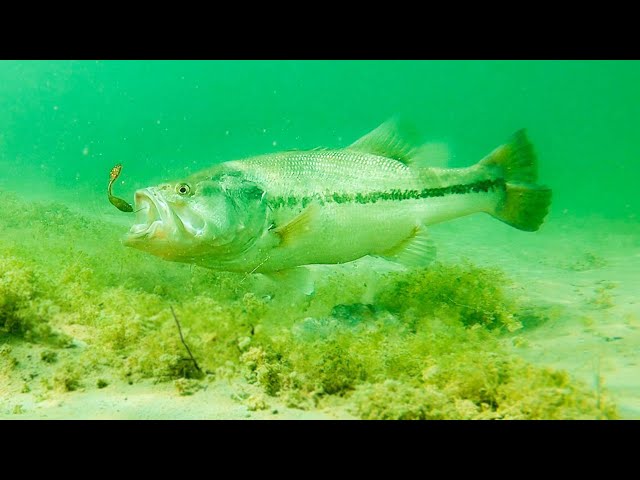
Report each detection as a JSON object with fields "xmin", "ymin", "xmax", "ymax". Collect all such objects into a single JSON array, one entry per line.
[{"xmin": 125, "ymin": 220, "xmax": 163, "ymax": 241}]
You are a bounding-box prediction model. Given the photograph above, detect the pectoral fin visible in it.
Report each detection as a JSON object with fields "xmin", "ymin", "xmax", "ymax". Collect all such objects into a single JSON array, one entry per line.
[{"xmin": 273, "ymin": 204, "xmax": 319, "ymax": 246}]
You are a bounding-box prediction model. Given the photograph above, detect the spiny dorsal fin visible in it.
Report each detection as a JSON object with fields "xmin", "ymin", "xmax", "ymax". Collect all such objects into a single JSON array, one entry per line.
[
  {"xmin": 347, "ymin": 118, "xmax": 449, "ymax": 168},
  {"xmin": 284, "ymin": 146, "xmax": 330, "ymax": 153}
]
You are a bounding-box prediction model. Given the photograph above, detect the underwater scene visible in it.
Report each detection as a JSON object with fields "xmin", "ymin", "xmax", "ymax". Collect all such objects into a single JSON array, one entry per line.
[{"xmin": 0, "ymin": 60, "xmax": 638, "ymax": 420}]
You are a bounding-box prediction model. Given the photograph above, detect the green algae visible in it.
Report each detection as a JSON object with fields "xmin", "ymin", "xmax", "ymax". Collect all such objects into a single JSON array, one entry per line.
[
  {"xmin": 239, "ymin": 298, "xmax": 616, "ymax": 419},
  {"xmin": 1, "ymin": 255, "xmax": 44, "ymax": 339},
  {"xmin": 352, "ymin": 360, "xmax": 617, "ymax": 420},
  {"xmin": 376, "ymin": 263, "xmax": 522, "ymax": 331},
  {"xmin": 1, "ymin": 254, "xmax": 70, "ymax": 345},
  {"xmin": 52, "ymin": 363, "xmax": 83, "ymax": 392},
  {"xmin": 96, "ymin": 378, "xmax": 109, "ymax": 389},
  {"xmin": 0, "ymin": 190, "xmax": 618, "ymax": 419},
  {"xmin": 173, "ymin": 378, "xmax": 204, "ymax": 396}
]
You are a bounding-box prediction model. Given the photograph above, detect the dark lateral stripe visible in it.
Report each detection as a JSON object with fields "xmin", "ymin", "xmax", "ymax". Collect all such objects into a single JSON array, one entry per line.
[{"xmin": 268, "ymin": 178, "xmax": 506, "ymax": 209}]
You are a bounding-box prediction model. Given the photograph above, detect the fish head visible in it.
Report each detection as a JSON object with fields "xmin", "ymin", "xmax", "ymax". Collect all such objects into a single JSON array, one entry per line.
[{"xmin": 123, "ymin": 172, "xmax": 268, "ymax": 262}]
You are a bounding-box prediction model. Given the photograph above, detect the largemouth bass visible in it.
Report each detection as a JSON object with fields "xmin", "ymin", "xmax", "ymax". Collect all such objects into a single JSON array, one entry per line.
[{"xmin": 124, "ymin": 120, "xmax": 551, "ymax": 283}]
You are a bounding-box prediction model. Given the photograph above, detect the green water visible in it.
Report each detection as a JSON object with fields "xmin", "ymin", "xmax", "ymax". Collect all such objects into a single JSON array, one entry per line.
[
  {"xmin": 1, "ymin": 60, "xmax": 639, "ymax": 217},
  {"xmin": 1, "ymin": 60, "xmax": 638, "ymax": 419}
]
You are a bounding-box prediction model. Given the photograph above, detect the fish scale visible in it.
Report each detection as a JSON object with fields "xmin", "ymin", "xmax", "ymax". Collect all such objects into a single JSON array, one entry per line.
[{"xmin": 225, "ymin": 150, "xmax": 421, "ymax": 195}]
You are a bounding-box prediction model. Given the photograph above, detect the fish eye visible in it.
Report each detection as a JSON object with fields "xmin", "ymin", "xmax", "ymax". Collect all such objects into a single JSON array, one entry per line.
[{"xmin": 176, "ymin": 183, "xmax": 191, "ymax": 195}]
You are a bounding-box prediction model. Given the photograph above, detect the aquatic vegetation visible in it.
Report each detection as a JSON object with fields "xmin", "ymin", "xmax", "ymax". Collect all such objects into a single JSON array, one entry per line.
[
  {"xmin": 53, "ymin": 363, "xmax": 83, "ymax": 392},
  {"xmin": 241, "ymin": 302, "xmax": 615, "ymax": 419},
  {"xmin": 0, "ymin": 254, "xmax": 66, "ymax": 344},
  {"xmin": 516, "ymin": 304, "xmax": 562, "ymax": 330},
  {"xmin": 557, "ymin": 251, "xmax": 608, "ymax": 272},
  {"xmin": 0, "ymin": 345, "xmax": 18, "ymax": 371},
  {"xmin": 376, "ymin": 263, "xmax": 522, "ymax": 331},
  {"xmin": 173, "ymin": 378, "xmax": 204, "ymax": 396},
  {"xmin": 589, "ymin": 282, "xmax": 617, "ymax": 310},
  {"xmin": 352, "ymin": 359, "xmax": 618, "ymax": 420},
  {"xmin": 40, "ymin": 350, "xmax": 58, "ymax": 363},
  {"xmin": 245, "ymin": 393, "xmax": 270, "ymax": 411},
  {"xmin": 0, "ymin": 255, "xmax": 38, "ymax": 336},
  {"xmin": 351, "ymin": 381, "xmax": 453, "ymax": 420},
  {"xmin": 0, "ymin": 190, "xmax": 618, "ymax": 419}
]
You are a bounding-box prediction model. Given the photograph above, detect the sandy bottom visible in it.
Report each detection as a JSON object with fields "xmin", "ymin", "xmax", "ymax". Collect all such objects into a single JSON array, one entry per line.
[
  {"xmin": 8, "ymin": 380, "xmax": 352, "ymax": 420},
  {"xmin": 2, "ymin": 206, "xmax": 638, "ymax": 420},
  {"xmin": 433, "ymin": 214, "xmax": 640, "ymax": 419}
]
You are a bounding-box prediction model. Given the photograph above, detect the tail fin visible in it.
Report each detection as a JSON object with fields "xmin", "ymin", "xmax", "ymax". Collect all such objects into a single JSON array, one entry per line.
[
  {"xmin": 494, "ymin": 184, "xmax": 552, "ymax": 232},
  {"xmin": 481, "ymin": 130, "xmax": 552, "ymax": 232}
]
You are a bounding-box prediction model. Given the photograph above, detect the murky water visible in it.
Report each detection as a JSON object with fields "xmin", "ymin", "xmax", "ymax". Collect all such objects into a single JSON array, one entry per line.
[{"xmin": 1, "ymin": 60, "xmax": 638, "ymax": 419}]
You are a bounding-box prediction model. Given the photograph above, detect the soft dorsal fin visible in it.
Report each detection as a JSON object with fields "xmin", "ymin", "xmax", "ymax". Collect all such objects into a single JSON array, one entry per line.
[
  {"xmin": 347, "ymin": 118, "xmax": 449, "ymax": 168},
  {"xmin": 410, "ymin": 142, "xmax": 451, "ymax": 168}
]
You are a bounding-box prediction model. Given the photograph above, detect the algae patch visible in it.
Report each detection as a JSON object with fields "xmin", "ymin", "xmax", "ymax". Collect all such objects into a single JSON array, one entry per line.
[
  {"xmin": 0, "ymin": 190, "xmax": 618, "ymax": 419},
  {"xmin": 239, "ymin": 293, "xmax": 615, "ymax": 419}
]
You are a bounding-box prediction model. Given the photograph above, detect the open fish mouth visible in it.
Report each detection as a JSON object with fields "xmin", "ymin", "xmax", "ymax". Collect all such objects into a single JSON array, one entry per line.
[
  {"xmin": 124, "ymin": 187, "xmax": 206, "ymax": 247},
  {"xmin": 125, "ymin": 188, "xmax": 172, "ymax": 241}
]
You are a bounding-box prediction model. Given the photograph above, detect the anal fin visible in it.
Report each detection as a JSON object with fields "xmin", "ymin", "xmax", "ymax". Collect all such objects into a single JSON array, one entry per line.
[
  {"xmin": 376, "ymin": 225, "xmax": 437, "ymax": 268},
  {"xmin": 263, "ymin": 267, "xmax": 315, "ymax": 296}
]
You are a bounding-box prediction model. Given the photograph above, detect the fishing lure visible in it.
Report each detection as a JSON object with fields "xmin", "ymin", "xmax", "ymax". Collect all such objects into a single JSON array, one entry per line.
[{"xmin": 108, "ymin": 164, "xmax": 134, "ymax": 212}]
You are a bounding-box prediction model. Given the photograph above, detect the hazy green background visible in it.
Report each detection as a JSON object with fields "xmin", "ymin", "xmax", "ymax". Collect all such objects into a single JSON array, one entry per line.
[{"xmin": 0, "ymin": 60, "xmax": 638, "ymax": 218}]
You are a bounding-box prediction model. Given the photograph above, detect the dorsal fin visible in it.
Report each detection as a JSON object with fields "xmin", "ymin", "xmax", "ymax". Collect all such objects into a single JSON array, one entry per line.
[
  {"xmin": 348, "ymin": 117, "xmax": 420, "ymax": 165},
  {"xmin": 410, "ymin": 142, "xmax": 451, "ymax": 168},
  {"xmin": 347, "ymin": 118, "xmax": 448, "ymax": 168}
]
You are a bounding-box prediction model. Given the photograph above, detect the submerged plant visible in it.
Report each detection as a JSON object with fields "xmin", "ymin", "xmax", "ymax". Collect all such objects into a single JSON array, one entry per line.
[
  {"xmin": 376, "ymin": 263, "xmax": 521, "ymax": 331},
  {"xmin": 0, "ymin": 190, "xmax": 619, "ymax": 420},
  {"xmin": 0, "ymin": 255, "xmax": 65, "ymax": 343},
  {"xmin": 236, "ymin": 263, "xmax": 616, "ymax": 419}
]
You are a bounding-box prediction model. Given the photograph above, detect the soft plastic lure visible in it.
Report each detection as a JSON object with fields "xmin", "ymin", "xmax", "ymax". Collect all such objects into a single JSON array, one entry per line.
[{"xmin": 108, "ymin": 164, "xmax": 134, "ymax": 212}]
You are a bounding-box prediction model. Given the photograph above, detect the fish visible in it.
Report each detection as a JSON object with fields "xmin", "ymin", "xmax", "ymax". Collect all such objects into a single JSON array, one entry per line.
[{"xmin": 123, "ymin": 119, "xmax": 552, "ymax": 290}]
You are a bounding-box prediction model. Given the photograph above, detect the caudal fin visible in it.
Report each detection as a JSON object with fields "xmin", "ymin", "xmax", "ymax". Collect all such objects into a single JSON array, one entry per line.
[
  {"xmin": 494, "ymin": 183, "xmax": 552, "ymax": 232},
  {"xmin": 480, "ymin": 130, "xmax": 552, "ymax": 232}
]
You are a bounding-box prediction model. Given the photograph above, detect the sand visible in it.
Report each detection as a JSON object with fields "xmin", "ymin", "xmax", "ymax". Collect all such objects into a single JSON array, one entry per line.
[{"xmin": 8, "ymin": 380, "xmax": 351, "ymax": 420}]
